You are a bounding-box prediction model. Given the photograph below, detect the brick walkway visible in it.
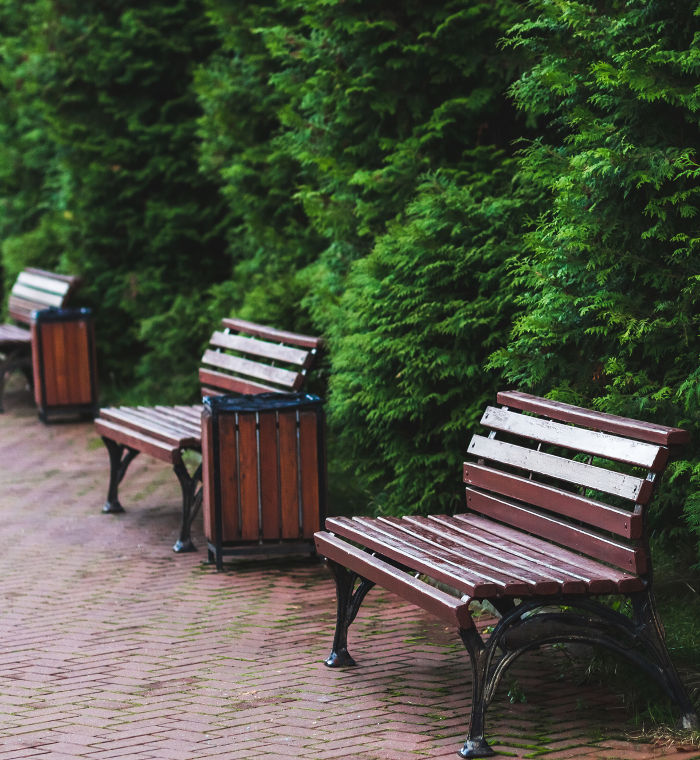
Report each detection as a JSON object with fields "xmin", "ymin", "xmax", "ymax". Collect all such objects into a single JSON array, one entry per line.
[{"xmin": 0, "ymin": 380, "xmax": 696, "ymax": 759}]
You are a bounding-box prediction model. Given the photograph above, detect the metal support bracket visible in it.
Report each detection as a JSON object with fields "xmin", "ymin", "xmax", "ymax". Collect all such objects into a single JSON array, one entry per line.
[
  {"xmin": 324, "ymin": 560, "xmax": 375, "ymax": 668},
  {"xmin": 172, "ymin": 456, "xmax": 203, "ymax": 553},
  {"xmin": 101, "ymin": 437, "xmax": 140, "ymax": 514}
]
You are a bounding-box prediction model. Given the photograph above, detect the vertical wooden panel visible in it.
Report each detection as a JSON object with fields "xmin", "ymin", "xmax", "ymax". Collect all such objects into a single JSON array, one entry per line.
[
  {"xmin": 299, "ymin": 411, "xmax": 320, "ymax": 538},
  {"xmin": 201, "ymin": 409, "xmax": 215, "ymax": 541},
  {"xmin": 53, "ymin": 322, "xmax": 68, "ymax": 404},
  {"xmin": 258, "ymin": 411, "xmax": 281, "ymax": 540},
  {"xmin": 31, "ymin": 321, "xmax": 42, "ymax": 407},
  {"xmin": 237, "ymin": 413, "xmax": 259, "ymax": 541},
  {"xmin": 218, "ymin": 413, "xmax": 240, "ymax": 542},
  {"xmin": 42, "ymin": 323, "xmax": 59, "ymax": 406},
  {"xmin": 278, "ymin": 410, "xmax": 300, "ymax": 539},
  {"xmin": 70, "ymin": 322, "xmax": 92, "ymax": 403}
]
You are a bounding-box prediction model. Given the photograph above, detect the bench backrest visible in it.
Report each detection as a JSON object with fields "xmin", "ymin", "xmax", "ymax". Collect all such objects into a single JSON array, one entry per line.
[
  {"xmin": 463, "ymin": 390, "xmax": 689, "ymax": 578},
  {"xmin": 199, "ymin": 317, "xmax": 323, "ymax": 397},
  {"xmin": 8, "ymin": 268, "xmax": 81, "ymax": 325}
]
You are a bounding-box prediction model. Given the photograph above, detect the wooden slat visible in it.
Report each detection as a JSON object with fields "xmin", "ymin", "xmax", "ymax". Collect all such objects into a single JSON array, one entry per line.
[
  {"xmin": 221, "ymin": 318, "xmax": 323, "ymax": 350},
  {"xmin": 259, "ymin": 411, "xmax": 281, "ymax": 540},
  {"xmin": 326, "ymin": 516, "xmax": 502, "ymax": 598},
  {"xmin": 300, "ymin": 411, "xmax": 321, "ymax": 538},
  {"xmin": 98, "ymin": 407, "xmax": 199, "ymax": 448},
  {"xmin": 375, "ymin": 516, "xmax": 561, "ymax": 595},
  {"xmin": 201, "ymin": 409, "xmax": 216, "ymax": 541},
  {"xmin": 198, "ymin": 368, "xmax": 278, "ymax": 395},
  {"xmin": 444, "ymin": 514, "xmax": 645, "ymax": 593},
  {"xmin": 481, "ymin": 406, "xmax": 667, "ymax": 470},
  {"xmin": 16, "ymin": 271, "xmax": 71, "ymax": 296},
  {"xmin": 468, "ymin": 435, "xmax": 652, "ymax": 503},
  {"xmin": 94, "ymin": 419, "xmax": 178, "ymax": 464},
  {"xmin": 0, "ymin": 324, "xmax": 31, "ymax": 343},
  {"xmin": 209, "ymin": 331, "xmax": 310, "ymax": 367},
  {"xmin": 201, "ymin": 349, "xmax": 302, "ymax": 390},
  {"xmin": 315, "ymin": 531, "xmax": 474, "ymax": 629},
  {"xmin": 10, "ymin": 283, "xmax": 65, "ymax": 307},
  {"xmin": 137, "ymin": 406, "xmax": 201, "ymax": 435},
  {"xmin": 465, "ymin": 489, "xmax": 647, "ymax": 575},
  {"xmin": 497, "ymin": 391, "xmax": 689, "ymax": 446},
  {"xmin": 410, "ymin": 515, "xmax": 591, "ymax": 593},
  {"xmin": 238, "ymin": 413, "xmax": 259, "ymax": 541},
  {"xmin": 279, "ymin": 411, "xmax": 300, "ymax": 539},
  {"xmin": 25, "ymin": 267, "xmax": 79, "ymax": 286},
  {"xmin": 463, "ymin": 463, "xmax": 642, "ymax": 539},
  {"xmin": 216, "ymin": 412, "xmax": 241, "ymax": 542}
]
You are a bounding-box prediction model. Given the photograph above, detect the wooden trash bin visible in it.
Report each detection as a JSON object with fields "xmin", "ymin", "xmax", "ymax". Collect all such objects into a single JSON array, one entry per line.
[
  {"xmin": 31, "ymin": 307, "xmax": 98, "ymax": 422},
  {"xmin": 202, "ymin": 392, "xmax": 326, "ymax": 570}
]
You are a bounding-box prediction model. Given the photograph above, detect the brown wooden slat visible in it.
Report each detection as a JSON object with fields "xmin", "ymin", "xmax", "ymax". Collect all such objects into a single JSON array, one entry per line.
[
  {"xmin": 209, "ymin": 331, "xmax": 311, "ymax": 367},
  {"xmin": 25, "ymin": 267, "xmax": 79, "ymax": 287},
  {"xmin": 98, "ymin": 408, "xmax": 198, "ymax": 448},
  {"xmin": 376, "ymin": 516, "xmax": 561, "ymax": 595},
  {"xmin": 279, "ymin": 411, "xmax": 300, "ymax": 539},
  {"xmin": 219, "ymin": 412, "xmax": 241, "ymax": 541},
  {"xmin": 442, "ymin": 514, "xmax": 645, "ymax": 592},
  {"xmin": 497, "ymin": 391, "xmax": 689, "ymax": 446},
  {"xmin": 221, "ymin": 318, "xmax": 323, "ymax": 350},
  {"xmin": 201, "ymin": 408, "xmax": 216, "ymax": 541},
  {"xmin": 0, "ymin": 324, "xmax": 31, "ymax": 343},
  {"xmin": 299, "ymin": 410, "xmax": 321, "ymax": 538},
  {"xmin": 238, "ymin": 413, "xmax": 259, "ymax": 541},
  {"xmin": 481, "ymin": 406, "xmax": 667, "ymax": 470},
  {"xmin": 326, "ymin": 516, "xmax": 502, "ymax": 598},
  {"xmin": 410, "ymin": 515, "xmax": 590, "ymax": 593},
  {"xmin": 464, "ymin": 490, "xmax": 648, "ymax": 575},
  {"xmin": 198, "ymin": 368, "xmax": 278, "ymax": 395},
  {"xmin": 468, "ymin": 435, "xmax": 652, "ymax": 503},
  {"xmin": 136, "ymin": 407, "xmax": 201, "ymax": 436},
  {"xmin": 315, "ymin": 531, "xmax": 473, "ymax": 629},
  {"xmin": 259, "ymin": 410, "xmax": 281, "ymax": 540},
  {"xmin": 463, "ymin": 462, "xmax": 642, "ymax": 539},
  {"xmin": 94, "ymin": 419, "xmax": 178, "ymax": 464},
  {"xmin": 201, "ymin": 349, "xmax": 302, "ymax": 390}
]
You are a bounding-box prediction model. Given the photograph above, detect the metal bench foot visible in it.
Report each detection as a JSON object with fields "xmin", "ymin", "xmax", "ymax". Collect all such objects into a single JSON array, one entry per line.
[
  {"xmin": 460, "ymin": 738, "xmax": 495, "ymax": 758},
  {"xmin": 101, "ymin": 437, "xmax": 139, "ymax": 514},
  {"xmin": 172, "ymin": 457, "xmax": 202, "ymax": 553},
  {"xmin": 325, "ymin": 560, "xmax": 375, "ymax": 668}
]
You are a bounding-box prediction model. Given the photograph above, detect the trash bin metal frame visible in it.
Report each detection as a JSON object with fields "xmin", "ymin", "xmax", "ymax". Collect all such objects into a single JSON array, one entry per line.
[
  {"xmin": 31, "ymin": 307, "xmax": 99, "ymax": 423},
  {"xmin": 202, "ymin": 393, "xmax": 327, "ymax": 569}
]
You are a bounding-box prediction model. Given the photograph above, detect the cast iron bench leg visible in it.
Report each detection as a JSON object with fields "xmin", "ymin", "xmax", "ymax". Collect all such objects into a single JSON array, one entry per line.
[
  {"xmin": 0, "ymin": 349, "xmax": 31, "ymax": 413},
  {"xmin": 324, "ymin": 560, "xmax": 375, "ymax": 668},
  {"xmin": 631, "ymin": 590, "xmax": 699, "ymax": 729},
  {"xmin": 101, "ymin": 437, "xmax": 139, "ymax": 514},
  {"xmin": 459, "ymin": 626, "xmax": 496, "ymax": 759},
  {"xmin": 172, "ymin": 457, "xmax": 202, "ymax": 554}
]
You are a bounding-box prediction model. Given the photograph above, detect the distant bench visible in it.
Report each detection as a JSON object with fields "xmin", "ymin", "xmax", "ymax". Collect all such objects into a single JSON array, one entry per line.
[
  {"xmin": 0, "ymin": 268, "xmax": 81, "ymax": 411},
  {"xmin": 94, "ymin": 318, "xmax": 322, "ymax": 553},
  {"xmin": 315, "ymin": 391, "xmax": 699, "ymax": 758}
]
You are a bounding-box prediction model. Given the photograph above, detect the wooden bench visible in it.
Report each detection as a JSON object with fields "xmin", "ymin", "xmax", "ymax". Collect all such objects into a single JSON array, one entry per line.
[
  {"xmin": 0, "ymin": 268, "xmax": 81, "ymax": 411},
  {"xmin": 94, "ymin": 318, "xmax": 322, "ymax": 553},
  {"xmin": 315, "ymin": 391, "xmax": 699, "ymax": 758}
]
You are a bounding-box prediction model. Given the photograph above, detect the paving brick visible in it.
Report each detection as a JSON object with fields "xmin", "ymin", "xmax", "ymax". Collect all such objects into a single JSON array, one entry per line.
[{"xmin": 0, "ymin": 381, "xmax": 697, "ymax": 759}]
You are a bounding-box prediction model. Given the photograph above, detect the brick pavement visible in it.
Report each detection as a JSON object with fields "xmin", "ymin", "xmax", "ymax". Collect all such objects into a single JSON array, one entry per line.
[{"xmin": 0, "ymin": 378, "xmax": 697, "ymax": 759}]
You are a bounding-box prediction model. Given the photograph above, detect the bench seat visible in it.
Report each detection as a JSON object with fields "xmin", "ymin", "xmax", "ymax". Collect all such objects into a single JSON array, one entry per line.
[
  {"xmin": 96, "ymin": 318, "xmax": 322, "ymax": 552},
  {"xmin": 315, "ymin": 391, "xmax": 698, "ymax": 758}
]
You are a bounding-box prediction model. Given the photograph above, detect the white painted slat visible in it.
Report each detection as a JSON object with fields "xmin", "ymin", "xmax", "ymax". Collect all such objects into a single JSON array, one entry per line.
[
  {"xmin": 481, "ymin": 406, "xmax": 663, "ymax": 469},
  {"xmin": 209, "ymin": 331, "xmax": 309, "ymax": 366},
  {"xmin": 468, "ymin": 435, "xmax": 645, "ymax": 501},
  {"xmin": 16, "ymin": 271, "xmax": 70, "ymax": 295},
  {"xmin": 11, "ymin": 282, "xmax": 65, "ymax": 307}
]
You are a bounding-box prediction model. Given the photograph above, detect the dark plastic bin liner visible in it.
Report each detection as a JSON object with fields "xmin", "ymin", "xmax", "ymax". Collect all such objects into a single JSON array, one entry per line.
[{"xmin": 203, "ymin": 392, "xmax": 323, "ymax": 414}]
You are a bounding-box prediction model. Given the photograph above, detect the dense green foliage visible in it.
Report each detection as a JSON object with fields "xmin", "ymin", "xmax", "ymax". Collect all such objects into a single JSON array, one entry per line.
[
  {"xmin": 491, "ymin": 0, "xmax": 700, "ymax": 540},
  {"xmin": 1, "ymin": 0, "xmax": 698, "ymax": 552}
]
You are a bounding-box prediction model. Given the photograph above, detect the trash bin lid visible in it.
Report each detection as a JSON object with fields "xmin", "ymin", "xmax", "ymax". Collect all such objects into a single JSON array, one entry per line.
[{"xmin": 203, "ymin": 392, "xmax": 323, "ymax": 414}]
